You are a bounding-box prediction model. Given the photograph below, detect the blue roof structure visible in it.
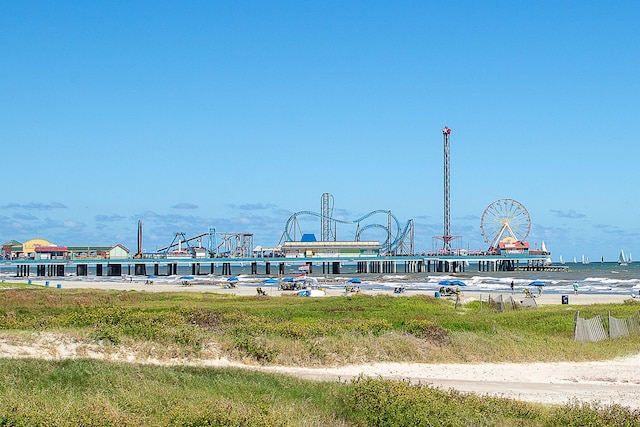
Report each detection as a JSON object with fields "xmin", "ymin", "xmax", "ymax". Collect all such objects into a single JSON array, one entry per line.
[{"xmin": 300, "ymin": 234, "xmax": 317, "ymax": 242}]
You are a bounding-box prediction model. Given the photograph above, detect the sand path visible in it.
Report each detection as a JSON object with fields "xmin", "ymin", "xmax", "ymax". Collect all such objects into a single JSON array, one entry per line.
[
  {"xmin": 260, "ymin": 355, "xmax": 640, "ymax": 410},
  {"xmin": 2, "ymin": 332, "xmax": 639, "ymax": 410}
]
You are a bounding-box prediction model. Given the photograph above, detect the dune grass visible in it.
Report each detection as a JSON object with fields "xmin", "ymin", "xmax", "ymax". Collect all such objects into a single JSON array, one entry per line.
[
  {"xmin": 0, "ymin": 359, "xmax": 639, "ymax": 426},
  {"xmin": 2, "ymin": 286, "xmax": 640, "ymax": 365},
  {"xmin": 0, "ymin": 358, "xmax": 343, "ymax": 426},
  {"xmin": 1, "ymin": 285, "xmax": 640, "ymax": 425}
]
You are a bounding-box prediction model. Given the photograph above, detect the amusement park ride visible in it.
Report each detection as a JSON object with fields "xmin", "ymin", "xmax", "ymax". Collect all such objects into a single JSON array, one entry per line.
[
  {"xmin": 152, "ymin": 228, "xmax": 254, "ymax": 259},
  {"xmin": 481, "ymin": 198, "xmax": 533, "ymax": 253},
  {"xmin": 148, "ymin": 191, "xmax": 415, "ymax": 258},
  {"xmin": 280, "ymin": 192, "xmax": 415, "ymax": 256},
  {"xmin": 143, "ymin": 126, "xmax": 544, "ymax": 261}
]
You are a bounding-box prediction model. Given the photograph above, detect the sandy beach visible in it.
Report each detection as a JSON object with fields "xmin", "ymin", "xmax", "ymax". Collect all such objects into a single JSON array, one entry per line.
[
  {"xmin": 2, "ymin": 277, "xmax": 640, "ymax": 410},
  {"xmin": 17, "ymin": 277, "xmax": 634, "ymax": 306}
]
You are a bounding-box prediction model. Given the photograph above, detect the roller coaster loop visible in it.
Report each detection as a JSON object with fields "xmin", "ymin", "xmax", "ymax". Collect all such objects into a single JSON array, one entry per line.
[{"xmin": 283, "ymin": 210, "xmax": 413, "ymax": 254}]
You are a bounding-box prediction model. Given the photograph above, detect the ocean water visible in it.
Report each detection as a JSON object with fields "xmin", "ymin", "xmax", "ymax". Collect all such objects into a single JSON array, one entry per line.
[
  {"xmin": 226, "ymin": 261, "xmax": 639, "ymax": 296},
  {"xmin": 2, "ymin": 261, "xmax": 638, "ymax": 297},
  {"xmin": 352, "ymin": 262, "xmax": 640, "ymax": 296}
]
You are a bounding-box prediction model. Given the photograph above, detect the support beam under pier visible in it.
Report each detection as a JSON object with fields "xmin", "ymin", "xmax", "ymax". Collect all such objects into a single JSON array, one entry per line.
[
  {"xmin": 332, "ymin": 262, "xmax": 340, "ymax": 274},
  {"xmin": 135, "ymin": 264, "xmax": 147, "ymax": 276},
  {"xmin": 107, "ymin": 264, "xmax": 121, "ymax": 276},
  {"xmin": 77, "ymin": 264, "xmax": 88, "ymax": 276}
]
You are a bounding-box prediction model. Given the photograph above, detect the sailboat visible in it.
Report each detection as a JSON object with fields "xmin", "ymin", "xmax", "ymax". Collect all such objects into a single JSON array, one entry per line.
[
  {"xmin": 618, "ymin": 249, "xmax": 628, "ymax": 266},
  {"xmin": 559, "ymin": 255, "xmax": 565, "ymax": 264}
]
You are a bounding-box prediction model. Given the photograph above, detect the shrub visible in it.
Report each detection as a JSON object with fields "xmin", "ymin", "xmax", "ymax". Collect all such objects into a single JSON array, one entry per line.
[
  {"xmin": 403, "ymin": 319, "xmax": 450, "ymax": 345},
  {"xmin": 166, "ymin": 400, "xmax": 287, "ymax": 427}
]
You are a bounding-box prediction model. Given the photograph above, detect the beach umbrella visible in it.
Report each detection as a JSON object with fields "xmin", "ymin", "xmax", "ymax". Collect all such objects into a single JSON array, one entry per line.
[
  {"xmin": 282, "ymin": 277, "xmax": 293, "ymax": 283},
  {"xmin": 262, "ymin": 278, "xmax": 279, "ymax": 284},
  {"xmin": 227, "ymin": 276, "xmax": 239, "ymax": 282},
  {"xmin": 348, "ymin": 278, "xmax": 361, "ymax": 284},
  {"xmin": 529, "ymin": 280, "xmax": 546, "ymax": 286},
  {"xmin": 180, "ymin": 275, "xmax": 194, "ymax": 280},
  {"xmin": 439, "ymin": 279, "xmax": 466, "ymax": 286}
]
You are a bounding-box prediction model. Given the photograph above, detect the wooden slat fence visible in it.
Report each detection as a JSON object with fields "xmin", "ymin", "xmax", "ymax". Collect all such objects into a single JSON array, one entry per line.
[
  {"xmin": 608, "ymin": 312, "xmax": 629, "ymax": 339},
  {"xmin": 574, "ymin": 312, "xmax": 608, "ymax": 342},
  {"xmin": 609, "ymin": 311, "xmax": 640, "ymax": 339},
  {"xmin": 575, "ymin": 311, "xmax": 640, "ymax": 342},
  {"xmin": 486, "ymin": 294, "xmax": 522, "ymax": 312},
  {"xmin": 629, "ymin": 313, "xmax": 640, "ymax": 334}
]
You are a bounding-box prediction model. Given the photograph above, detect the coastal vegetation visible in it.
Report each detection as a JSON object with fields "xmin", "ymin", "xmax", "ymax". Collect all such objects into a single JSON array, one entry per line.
[{"xmin": 1, "ymin": 284, "xmax": 640, "ymax": 425}]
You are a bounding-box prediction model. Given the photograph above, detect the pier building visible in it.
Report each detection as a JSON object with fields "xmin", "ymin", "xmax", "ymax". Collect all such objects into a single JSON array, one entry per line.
[
  {"xmin": 281, "ymin": 240, "xmax": 380, "ymax": 258},
  {"xmin": 22, "ymin": 238, "xmax": 54, "ymax": 258},
  {"xmin": 2, "ymin": 240, "xmax": 22, "ymax": 259},
  {"xmin": 34, "ymin": 246, "xmax": 68, "ymax": 260},
  {"xmin": 496, "ymin": 237, "xmax": 530, "ymax": 255},
  {"xmin": 65, "ymin": 245, "xmax": 131, "ymax": 260}
]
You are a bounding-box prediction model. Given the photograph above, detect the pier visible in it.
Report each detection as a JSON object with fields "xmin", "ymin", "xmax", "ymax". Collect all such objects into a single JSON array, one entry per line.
[{"xmin": 4, "ymin": 253, "xmax": 562, "ymax": 279}]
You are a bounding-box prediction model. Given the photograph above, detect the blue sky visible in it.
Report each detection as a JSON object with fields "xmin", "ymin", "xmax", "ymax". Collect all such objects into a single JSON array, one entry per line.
[{"xmin": 1, "ymin": 1, "xmax": 639, "ymax": 261}]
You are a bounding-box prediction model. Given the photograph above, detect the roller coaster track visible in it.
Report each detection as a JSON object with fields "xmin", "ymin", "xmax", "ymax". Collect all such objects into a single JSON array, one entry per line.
[
  {"xmin": 284, "ymin": 210, "xmax": 414, "ymax": 255},
  {"xmin": 156, "ymin": 232, "xmax": 209, "ymax": 253}
]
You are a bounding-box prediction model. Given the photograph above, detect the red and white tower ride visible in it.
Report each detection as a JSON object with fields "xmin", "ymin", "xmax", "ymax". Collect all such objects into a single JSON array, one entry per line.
[{"xmin": 442, "ymin": 126, "xmax": 454, "ymax": 253}]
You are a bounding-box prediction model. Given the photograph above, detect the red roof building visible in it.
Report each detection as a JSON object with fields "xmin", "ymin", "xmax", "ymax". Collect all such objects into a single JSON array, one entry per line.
[
  {"xmin": 34, "ymin": 246, "xmax": 68, "ymax": 260},
  {"xmin": 497, "ymin": 238, "xmax": 530, "ymax": 255}
]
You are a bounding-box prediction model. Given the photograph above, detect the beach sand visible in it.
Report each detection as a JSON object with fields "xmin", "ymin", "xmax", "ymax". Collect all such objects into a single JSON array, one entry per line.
[
  {"xmin": 19, "ymin": 278, "xmax": 634, "ymax": 305},
  {"xmin": 3, "ymin": 277, "xmax": 640, "ymax": 410}
]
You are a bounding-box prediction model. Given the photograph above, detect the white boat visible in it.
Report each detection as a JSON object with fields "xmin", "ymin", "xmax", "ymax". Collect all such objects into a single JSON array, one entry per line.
[
  {"xmin": 618, "ymin": 249, "xmax": 628, "ymax": 266},
  {"xmin": 559, "ymin": 255, "xmax": 565, "ymax": 264}
]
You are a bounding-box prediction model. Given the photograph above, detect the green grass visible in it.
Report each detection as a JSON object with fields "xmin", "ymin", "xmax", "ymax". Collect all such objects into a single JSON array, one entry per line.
[
  {"xmin": 2, "ymin": 286, "xmax": 640, "ymax": 364},
  {"xmin": 0, "ymin": 358, "xmax": 342, "ymax": 426},
  {"xmin": 0, "ymin": 359, "xmax": 638, "ymax": 426},
  {"xmin": 1, "ymin": 285, "xmax": 640, "ymax": 425}
]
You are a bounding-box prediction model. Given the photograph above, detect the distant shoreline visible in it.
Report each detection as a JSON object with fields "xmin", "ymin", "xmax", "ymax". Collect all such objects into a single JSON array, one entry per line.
[{"xmin": 6, "ymin": 278, "xmax": 635, "ymax": 306}]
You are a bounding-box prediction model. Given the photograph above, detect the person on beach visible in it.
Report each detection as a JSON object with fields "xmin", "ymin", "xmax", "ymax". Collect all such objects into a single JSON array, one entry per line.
[
  {"xmin": 510, "ymin": 281, "xmax": 514, "ymax": 294},
  {"xmin": 573, "ymin": 281, "xmax": 579, "ymax": 295}
]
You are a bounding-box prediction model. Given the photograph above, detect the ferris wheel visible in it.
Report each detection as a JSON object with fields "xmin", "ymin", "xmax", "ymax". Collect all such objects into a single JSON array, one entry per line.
[{"xmin": 480, "ymin": 198, "xmax": 531, "ymax": 248}]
